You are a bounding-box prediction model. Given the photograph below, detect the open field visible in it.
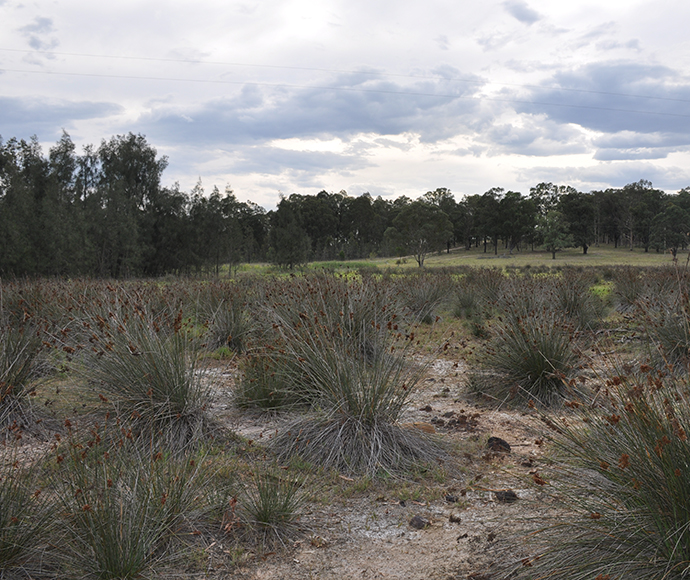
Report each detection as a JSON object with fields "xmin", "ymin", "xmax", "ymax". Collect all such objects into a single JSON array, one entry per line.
[
  {"xmin": 230, "ymin": 244, "xmax": 687, "ymax": 277},
  {"xmin": 1, "ymin": 267, "xmax": 690, "ymax": 579}
]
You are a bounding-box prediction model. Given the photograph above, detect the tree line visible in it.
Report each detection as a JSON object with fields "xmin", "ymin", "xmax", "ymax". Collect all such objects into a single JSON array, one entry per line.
[{"xmin": 2, "ymin": 132, "xmax": 690, "ymax": 277}]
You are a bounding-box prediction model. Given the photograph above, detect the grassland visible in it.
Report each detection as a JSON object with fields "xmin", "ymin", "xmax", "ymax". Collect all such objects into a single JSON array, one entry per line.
[{"xmin": 1, "ymin": 264, "xmax": 690, "ymax": 579}]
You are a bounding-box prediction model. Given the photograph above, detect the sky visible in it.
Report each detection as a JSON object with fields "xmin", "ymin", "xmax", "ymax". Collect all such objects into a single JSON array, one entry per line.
[{"xmin": 2, "ymin": 0, "xmax": 690, "ymax": 209}]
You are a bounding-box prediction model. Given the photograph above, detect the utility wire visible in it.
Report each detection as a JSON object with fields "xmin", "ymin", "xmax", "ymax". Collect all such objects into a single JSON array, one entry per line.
[
  {"xmin": 2, "ymin": 66, "xmax": 690, "ymax": 119},
  {"xmin": 1, "ymin": 47, "xmax": 690, "ymax": 105}
]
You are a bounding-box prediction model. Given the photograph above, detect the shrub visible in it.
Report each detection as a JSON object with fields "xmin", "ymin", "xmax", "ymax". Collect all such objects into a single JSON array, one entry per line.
[{"xmin": 507, "ymin": 368, "xmax": 690, "ymax": 580}]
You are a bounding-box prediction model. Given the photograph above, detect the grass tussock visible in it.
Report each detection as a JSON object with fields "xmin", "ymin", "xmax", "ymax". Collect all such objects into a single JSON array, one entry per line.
[
  {"xmin": 0, "ymin": 323, "xmax": 43, "ymax": 430},
  {"xmin": 73, "ymin": 300, "xmax": 212, "ymax": 450},
  {"xmin": 55, "ymin": 418, "xmax": 226, "ymax": 579},
  {"xmin": 0, "ymin": 440, "xmax": 57, "ymax": 576},
  {"xmin": 246, "ymin": 273, "xmax": 446, "ymax": 476},
  {"xmin": 506, "ymin": 367, "xmax": 690, "ymax": 580},
  {"xmin": 235, "ymin": 465, "xmax": 308, "ymax": 548},
  {"xmin": 469, "ymin": 306, "xmax": 579, "ymax": 406}
]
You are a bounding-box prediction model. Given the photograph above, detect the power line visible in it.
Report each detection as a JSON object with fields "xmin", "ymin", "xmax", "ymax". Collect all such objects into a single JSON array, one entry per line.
[
  {"xmin": 2, "ymin": 47, "xmax": 690, "ymax": 105},
  {"xmin": 2, "ymin": 66, "xmax": 690, "ymax": 119}
]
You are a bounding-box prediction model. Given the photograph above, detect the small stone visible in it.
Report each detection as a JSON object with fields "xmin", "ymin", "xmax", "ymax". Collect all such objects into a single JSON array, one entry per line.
[
  {"xmin": 449, "ymin": 513, "xmax": 462, "ymax": 523},
  {"xmin": 420, "ymin": 405, "xmax": 433, "ymax": 412},
  {"xmin": 409, "ymin": 515, "xmax": 430, "ymax": 529},
  {"xmin": 442, "ymin": 411, "xmax": 455, "ymax": 418},
  {"xmin": 445, "ymin": 494, "xmax": 458, "ymax": 503},
  {"xmin": 494, "ymin": 489, "xmax": 519, "ymax": 503},
  {"xmin": 487, "ymin": 436, "xmax": 511, "ymax": 453}
]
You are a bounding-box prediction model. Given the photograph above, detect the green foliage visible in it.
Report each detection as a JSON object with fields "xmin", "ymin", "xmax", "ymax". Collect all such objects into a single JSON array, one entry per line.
[
  {"xmin": 387, "ymin": 200, "xmax": 454, "ymax": 267},
  {"xmin": 537, "ymin": 210, "xmax": 573, "ymax": 259}
]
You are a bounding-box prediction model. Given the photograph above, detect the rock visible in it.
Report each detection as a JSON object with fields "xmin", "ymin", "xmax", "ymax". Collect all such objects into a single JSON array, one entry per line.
[
  {"xmin": 494, "ymin": 489, "xmax": 519, "ymax": 503},
  {"xmin": 409, "ymin": 515, "xmax": 430, "ymax": 529},
  {"xmin": 487, "ymin": 436, "xmax": 511, "ymax": 453},
  {"xmin": 420, "ymin": 405, "xmax": 433, "ymax": 412}
]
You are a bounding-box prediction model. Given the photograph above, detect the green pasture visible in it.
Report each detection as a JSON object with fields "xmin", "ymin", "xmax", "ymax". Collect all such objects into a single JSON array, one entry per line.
[{"xmin": 223, "ymin": 243, "xmax": 687, "ymax": 277}]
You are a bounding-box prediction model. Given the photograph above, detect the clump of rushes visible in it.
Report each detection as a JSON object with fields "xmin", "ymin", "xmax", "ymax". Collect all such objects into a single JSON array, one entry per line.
[
  {"xmin": 395, "ymin": 271, "xmax": 453, "ymax": 324},
  {"xmin": 612, "ymin": 266, "xmax": 645, "ymax": 312},
  {"xmin": 470, "ymin": 307, "xmax": 578, "ymax": 406},
  {"xmin": 236, "ymin": 465, "xmax": 307, "ymax": 548},
  {"xmin": 0, "ymin": 434, "xmax": 57, "ymax": 575},
  {"xmin": 636, "ymin": 266, "xmax": 690, "ymax": 370},
  {"xmin": 56, "ymin": 418, "xmax": 221, "ymax": 580},
  {"xmin": 0, "ymin": 322, "xmax": 43, "ymax": 429},
  {"xmin": 78, "ymin": 304, "xmax": 211, "ymax": 450},
  {"xmin": 260, "ymin": 274, "xmax": 445, "ymax": 476},
  {"xmin": 198, "ymin": 280, "xmax": 255, "ymax": 354},
  {"xmin": 507, "ymin": 367, "xmax": 690, "ymax": 580},
  {"xmin": 235, "ymin": 355, "xmax": 296, "ymax": 411},
  {"xmin": 551, "ymin": 268, "xmax": 606, "ymax": 330}
]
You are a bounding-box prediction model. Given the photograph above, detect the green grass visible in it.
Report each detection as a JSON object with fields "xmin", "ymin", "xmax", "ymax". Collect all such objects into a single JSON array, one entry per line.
[{"xmin": 290, "ymin": 244, "xmax": 684, "ymax": 272}]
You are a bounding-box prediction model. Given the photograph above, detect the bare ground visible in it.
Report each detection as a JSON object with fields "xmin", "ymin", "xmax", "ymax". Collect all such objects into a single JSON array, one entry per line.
[{"xmin": 203, "ymin": 355, "xmax": 552, "ymax": 580}]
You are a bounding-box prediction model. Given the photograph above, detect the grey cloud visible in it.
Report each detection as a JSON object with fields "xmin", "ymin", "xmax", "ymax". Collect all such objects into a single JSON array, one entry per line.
[
  {"xmin": 596, "ymin": 39, "xmax": 641, "ymax": 52},
  {"xmin": 520, "ymin": 162, "xmax": 690, "ymax": 193},
  {"xmin": 479, "ymin": 118, "xmax": 588, "ymax": 157},
  {"xmin": 27, "ymin": 35, "xmax": 58, "ymax": 50},
  {"xmin": 228, "ymin": 146, "xmax": 371, "ymax": 177},
  {"xmin": 593, "ymin": 148, "xmax": 673, "ymax": 161},
  {"xmin": 502, "ymin": 0, "xmax": 542, "ymax": 25},
  {"xmin": 594, "ymin": 132, "xmax": 690, "ymax": 149},
  {"xmin": 515, "ymin": 62, "xmax": 690, "ymax": 137},
  {"xmin": 0, "ymin": 96, "xmax": 123, "ymax": 140},
  {"xmin": 137, "ymin": 73, "xmax": 488, "ymax": 147},
  {"xmin": 476, "ymin": 31, "xmax": 513, "ymax": 51},
  {"xmin": 18, "ymin": 16, "xmax": 58, "ymax": 52},
  {"xmin": 18, "ymin": 16, "xmax": 54, "ymax": 34}
]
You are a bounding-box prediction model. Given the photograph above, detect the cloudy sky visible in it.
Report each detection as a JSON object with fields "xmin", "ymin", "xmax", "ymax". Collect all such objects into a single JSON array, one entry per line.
[{"xmin": 2, "ymin": 0, "xmax": 690, "ymax": 208}]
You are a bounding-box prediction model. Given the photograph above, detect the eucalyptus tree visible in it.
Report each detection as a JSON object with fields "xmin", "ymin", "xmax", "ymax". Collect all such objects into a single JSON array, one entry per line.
[{"xmin": 385, "ymin": 200, "xmax": 453, "ymax": 266}]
